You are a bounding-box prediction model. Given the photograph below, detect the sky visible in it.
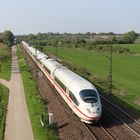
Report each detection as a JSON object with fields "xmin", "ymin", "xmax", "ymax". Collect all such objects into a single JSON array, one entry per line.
[{"xmin": 0, "ymin": 0, "xmax": 140, "ymax": 35}]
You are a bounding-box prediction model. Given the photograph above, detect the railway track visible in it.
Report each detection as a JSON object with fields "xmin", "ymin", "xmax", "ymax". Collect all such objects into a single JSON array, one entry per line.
[
  {"xmin": 101, "ymin": 95, "xmax": 140, "ymax": 125},
  {"xmin": 82, "ymin": 122, "xmax": 115, "ymax": 140},
  {"xmin": 101, "ymin": 95, "xmax": 140, "ymax": 139}
]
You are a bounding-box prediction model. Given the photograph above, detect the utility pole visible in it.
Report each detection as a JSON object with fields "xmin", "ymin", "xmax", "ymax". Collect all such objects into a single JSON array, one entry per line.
[
  {"xmin": 108, "ymin": 44, "xmax": 112, "ymax": 94},
  {"xmin": 96, "ymin": 36, "xmax": 113, "ymax": 95},
  {"xmin": 0, "ymin": 63, "xmax": 1, "ymax": 73},
  {"xmin": 55, "ymin": 45, "xmax": 57, "ymax": 61},
  {"xmin": 35, "ymin": 44, "xmax": 37, "ymax": 57},
  {"xmin": 55, "ymin": 41, "xmax": 61, "ymax": 61}
]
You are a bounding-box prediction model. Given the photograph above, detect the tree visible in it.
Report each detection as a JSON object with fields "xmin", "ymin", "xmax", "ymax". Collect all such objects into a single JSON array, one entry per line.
[
  {"xmin": 123, "ymin": 30, "xmax": 138, "ymax": 44},
  {"xmin": 1, "ymin": 31, "xmax": 14, "ymax": 46}
]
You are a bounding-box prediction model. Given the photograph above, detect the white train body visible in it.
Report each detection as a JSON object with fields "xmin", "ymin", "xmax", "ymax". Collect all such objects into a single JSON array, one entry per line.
[{"xmin": 22, "ymin": 41, "xmax": 102, "ymax": 123}]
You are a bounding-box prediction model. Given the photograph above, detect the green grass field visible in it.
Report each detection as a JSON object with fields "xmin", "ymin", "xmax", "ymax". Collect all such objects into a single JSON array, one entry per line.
[
  {"xmin": 42, "ymin": 45, "xmax": 140, "ymax": 111},
  {"xmin": 0, "ymin": 44, "xmax": 11, "ymax": 80},
  {"xmin": 135, "ymin": 38, "xmax": 140, "ymax": 44},
  {"xmin": 17, "ymin": 46, "xmax": 57, "ymax": 140},
  {"xmin": 113, "ymin": 44, "xmax": 140, "ymax": 54},
  {"xmin": 0, "ymin": 84, "xmax": 9, "ymax": 140}
]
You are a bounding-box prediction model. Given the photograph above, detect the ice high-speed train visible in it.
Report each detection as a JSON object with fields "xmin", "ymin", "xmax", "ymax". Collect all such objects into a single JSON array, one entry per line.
[{"xmin": 22, "ymin": 41, "xmax": 102, "ymax": 123}]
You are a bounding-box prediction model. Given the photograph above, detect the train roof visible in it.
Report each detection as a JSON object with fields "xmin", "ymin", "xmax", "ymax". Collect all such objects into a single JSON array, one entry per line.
[
  {"xmin": 41, "ymin": 58, "xmax": 63, "ymax": 72},
  {"xmin": 41, "ymin": 58, "xmax": 96, "ymax": 94},
  {"xmin": 55, "ymin": 67, "xmax": 96, "ymax": 93},
  {"xmin": 22, "ymin": 41, "xmax": 29, "ymax": 46},
  {"xmin": 22, "ymin": 41, "xmax": 48, "ymax": 60},
  {"xmin": 36, "ymin": 52, "xmax": 48, "ymax": 60}
]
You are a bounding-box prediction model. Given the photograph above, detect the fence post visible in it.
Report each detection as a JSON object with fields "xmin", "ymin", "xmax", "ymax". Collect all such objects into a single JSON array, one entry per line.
[{"xmin": 49, "ymin": 113, "xmax": 54, "ymax": 127}]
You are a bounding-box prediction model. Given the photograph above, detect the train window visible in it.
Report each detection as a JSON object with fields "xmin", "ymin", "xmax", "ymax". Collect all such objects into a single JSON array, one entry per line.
[
  {"xmin": 80, "ymin": 89, "xmax": 98, "ymax": 103},
  {"xmin": 44, "ymin": 66, "xmax": 51, "ymax": 74},
  {"xmin": 69, "ymin": 91, "xmax": 79, "ymax": 106},
  {"xmin": 55, "ymin": 77, "xmax": 66, "ymax": 91}
]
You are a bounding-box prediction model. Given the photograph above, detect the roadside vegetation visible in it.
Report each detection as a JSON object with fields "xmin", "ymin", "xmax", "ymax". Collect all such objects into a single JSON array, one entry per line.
[
  {"xmin": 17, "ymin": 45, "xmax": 57, "ymax": 140},
  {"xmin": 0, "ymin": 31, "xmax": 14, "ymax": 47},
  {"xmin": 0, "ymin": 30, "xmax": 14, "ymax": 140},
  {"xmin": 0, "ymin": 84, "xmax": 9, "ymax": 140},
  {"xmin": 0, "ymin": 30, "xmax": 14, "ymax": 80},
  {"xmin": 0, "ymin": 44, "xmax": 11, "ymax": 80}
]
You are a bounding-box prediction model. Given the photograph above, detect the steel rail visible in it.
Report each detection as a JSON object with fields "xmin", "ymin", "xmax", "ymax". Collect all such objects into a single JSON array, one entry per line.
[
  {"xmin": 101, "ymin": 95, "xmax": 140, "ymax": 126},
  {"xmin": 103, "ymin": 106, "xmax": 140, "ymax": 139}
]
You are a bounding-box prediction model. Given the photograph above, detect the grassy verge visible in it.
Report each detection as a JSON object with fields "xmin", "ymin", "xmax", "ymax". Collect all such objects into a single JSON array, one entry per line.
[
  {"xmin": 17, "ymin": 46, "xmax": 57, "ymax": 140},
  {"xmin": 0, "ymin": 44, "xmax": 11, "ymax": 80},
  {"xmin": 0, "ymin": 84, "xmax": 9, "ymax": 140}
]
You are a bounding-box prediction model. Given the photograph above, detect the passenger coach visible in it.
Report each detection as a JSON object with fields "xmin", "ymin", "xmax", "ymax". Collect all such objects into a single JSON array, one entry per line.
[{"xmin": 22, "ymin": 41, "xmax": 102, "ymax": 123}]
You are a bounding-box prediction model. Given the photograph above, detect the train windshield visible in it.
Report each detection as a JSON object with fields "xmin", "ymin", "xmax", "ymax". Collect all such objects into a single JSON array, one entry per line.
[{"xmin": 80, "ymin": 89, "xmax": 98, "ymax": 103}]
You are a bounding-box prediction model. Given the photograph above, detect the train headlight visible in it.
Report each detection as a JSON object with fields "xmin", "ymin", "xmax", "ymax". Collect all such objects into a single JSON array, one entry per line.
[
  {"xmin": 96, "ymin": 108, "xmax": 100, "ymax": 113},
  {"xmin": 86, "ymin": 109, "xmax": 91, "ymax": 114}
]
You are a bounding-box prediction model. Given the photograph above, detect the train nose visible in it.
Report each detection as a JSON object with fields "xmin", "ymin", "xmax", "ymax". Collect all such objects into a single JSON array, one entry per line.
[
  {"xmin": 86, "ymin": 109, "xmax": 92, "ymax": 114},
  {"xmin": 85, "ymin": 106, "xmax": 101, "ymax": 116}
]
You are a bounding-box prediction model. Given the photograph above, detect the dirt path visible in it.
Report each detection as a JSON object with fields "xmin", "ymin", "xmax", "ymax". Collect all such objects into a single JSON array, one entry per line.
[{"xmin": 0, "ymin": 46, "xmax": 34, "ymax": 140}]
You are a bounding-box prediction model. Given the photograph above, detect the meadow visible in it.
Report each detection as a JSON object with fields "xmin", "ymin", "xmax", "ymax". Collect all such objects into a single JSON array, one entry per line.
[
  {"xmin": 0, "ymin": 44, "xmax": 11, "ymax": 80},
  {"xmin": 42, "ymin": 44, "xmax": 140, "ymax": 111},
  {"xmin": 0, "ymin": 84, "xmax": 9, "ymax": 140},
  {"xmin": 135, "ymin": 38, "xmax": 140, "ymax": 44},
  {"xmin": 113, "ymin": 44, "xmax": 140, "ymax": 54}
]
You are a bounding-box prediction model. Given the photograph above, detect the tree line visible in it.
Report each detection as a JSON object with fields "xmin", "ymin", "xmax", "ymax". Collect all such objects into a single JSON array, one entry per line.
[{"xmin": 17, "ymin": 30, "xmax": 139, "ymax": 54}]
